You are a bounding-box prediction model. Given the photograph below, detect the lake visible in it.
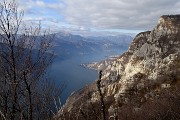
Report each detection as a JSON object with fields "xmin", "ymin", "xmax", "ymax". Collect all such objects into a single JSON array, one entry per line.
[{"xmin": 50, "ymin": 49, "xmax": 127, "ymax": 104}]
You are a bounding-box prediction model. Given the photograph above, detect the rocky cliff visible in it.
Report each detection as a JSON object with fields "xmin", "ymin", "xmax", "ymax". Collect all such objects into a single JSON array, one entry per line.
[{"xmin": 56, "ymin": 15, "xmax": 180, "ymax": 120}]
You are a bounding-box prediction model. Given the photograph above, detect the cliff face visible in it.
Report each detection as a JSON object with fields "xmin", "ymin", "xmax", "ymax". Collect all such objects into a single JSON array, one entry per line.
[
  {"xmin": 107, "ymin": 15, "xmax": 180, "ymax": 95},
  {"xmin": 56, "ymin": 15, "xmax": 180, "ymax": 120}
]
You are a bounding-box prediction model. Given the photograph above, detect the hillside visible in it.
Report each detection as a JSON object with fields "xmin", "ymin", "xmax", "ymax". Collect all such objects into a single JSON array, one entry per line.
[{"xmin": 55, "ymin": 15, "xmax": 180, "ymax": 120}]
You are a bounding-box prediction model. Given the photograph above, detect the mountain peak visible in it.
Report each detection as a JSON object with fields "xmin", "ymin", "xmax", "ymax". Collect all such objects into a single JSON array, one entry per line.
[
  {"xmin": 160, "ymin": 15, "xmax": 180, "ymax": 21},
  {"xmin": 157, "ymin": 15, "xmax": 180, "ymax": 33}
]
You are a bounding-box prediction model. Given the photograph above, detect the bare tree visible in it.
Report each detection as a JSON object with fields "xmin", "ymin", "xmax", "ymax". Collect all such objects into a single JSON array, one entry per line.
[
  {"xmin": 0, "ymin": 0, "xmax": 63, "ymax": 120},
  {"xmin": 96, "ymin": 70, "xmax": 106, "ymax": 120}
]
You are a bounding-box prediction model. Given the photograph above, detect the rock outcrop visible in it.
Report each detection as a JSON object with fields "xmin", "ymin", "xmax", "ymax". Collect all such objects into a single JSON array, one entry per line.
[{"xmin": 56, "ymin": 15, "xmax": 180, "ymax": 120}]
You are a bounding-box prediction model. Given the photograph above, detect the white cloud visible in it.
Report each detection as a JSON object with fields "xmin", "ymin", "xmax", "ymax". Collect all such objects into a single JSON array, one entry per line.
[
  {"xmin": 8, "ymin": 0, "xmax": 180, "ymax": 34},
  {"xmin": 15, "ymin": 0, "xmax": 63, "ymax": 28},
  {"xmin": 17, "ymin": 0, "xmax": 63, "ymax": 17},
  {"xmin": 63, "ymin": 0, "xmax": 180, "ymax": 30}
]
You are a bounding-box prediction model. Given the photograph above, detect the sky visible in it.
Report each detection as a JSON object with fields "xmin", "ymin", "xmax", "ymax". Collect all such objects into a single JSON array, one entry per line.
[{"xmin": 14, "ymin": 0, "xmax": 180, "ymax": 36}]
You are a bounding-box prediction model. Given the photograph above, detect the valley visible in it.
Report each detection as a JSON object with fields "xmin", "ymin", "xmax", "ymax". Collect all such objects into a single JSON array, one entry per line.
[{"xmin": 50, "ymin": 33, "xmax": 133, "ymax": 103}]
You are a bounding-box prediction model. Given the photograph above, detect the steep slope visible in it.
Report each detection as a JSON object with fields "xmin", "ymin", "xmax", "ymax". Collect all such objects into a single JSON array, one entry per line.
[{"xmin": 56, "ymin": 15, "xmax": 180, "ymax": 120}]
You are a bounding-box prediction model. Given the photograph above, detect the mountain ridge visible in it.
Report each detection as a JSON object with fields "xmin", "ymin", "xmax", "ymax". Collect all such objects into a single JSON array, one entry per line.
[{"xmin": 53, "ymin": 32, "xmax": 133, "ymax": 60}]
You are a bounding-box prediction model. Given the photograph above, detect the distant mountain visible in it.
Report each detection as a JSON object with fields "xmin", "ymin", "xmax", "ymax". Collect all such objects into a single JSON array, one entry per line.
[
  {"xmin": 53, "ymin": 32, "xmax": 133, "ymax": 60},
  {"xmin": 56, "ymin": 15, "xmax": 180, "ymax": 120},
  {"xmin": 86, "ymin": 35, "xmax": 133, "ymax": 45},
  {"xmin": 86, "ymin": 35, "xmax": 132, "ymax": 51}
]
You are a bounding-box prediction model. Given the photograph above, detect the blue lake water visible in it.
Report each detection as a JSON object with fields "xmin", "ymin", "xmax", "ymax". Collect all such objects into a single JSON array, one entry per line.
[
  {"xmin": 50, "ymin": 55, "xmax": 97, "ymax": 103},
  {"xmin": 50, "ymin": 50, "xmax": 127, "ymax": 104}
]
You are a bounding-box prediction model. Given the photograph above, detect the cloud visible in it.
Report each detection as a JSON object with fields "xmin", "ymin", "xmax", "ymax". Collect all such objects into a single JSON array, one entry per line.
[
  {"xmin": 16, "ymin": 0, "xmax": 63, "ymax": 19},
  {"xmin": 63, "ymin": 0, "xmax": 180, "ymax": 30},
  {"xmin": 15, "ymin": 0, "xmax": 64, "ymax": 29},
  {"xmin": 18, "ymin": 0, "xmax": 63, "ymax": 11},
  {"xmin": 9, "ymin": 0, "xmax": 180, "ymax": 34}
]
